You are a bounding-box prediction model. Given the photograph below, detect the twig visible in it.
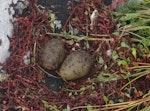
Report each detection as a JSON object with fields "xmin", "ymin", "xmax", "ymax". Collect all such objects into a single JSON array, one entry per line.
[
  {"xmin": 37, "ymin": 65, "xmax": 60, "ymax": 79},
  {"xmin": 46, "ymin": 32, "xmax": 112, "ymax": 41}
]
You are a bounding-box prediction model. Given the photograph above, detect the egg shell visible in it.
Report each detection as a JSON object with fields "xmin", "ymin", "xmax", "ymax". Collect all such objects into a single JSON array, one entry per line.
[
  {"xmin": 59, "ymin": 50, "xmax": 92, "ymax": 80},
  {"xmin": 40, "ymin": 38, "xmax": 66, "ymax": 70}
]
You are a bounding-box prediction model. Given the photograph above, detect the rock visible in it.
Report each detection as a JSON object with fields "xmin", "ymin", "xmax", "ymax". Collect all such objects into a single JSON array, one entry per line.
[
  {"xmin": 0, "ymin": 88, "xmax": 5, "ymax": 95},
  {"xmin": 103, "ymin": 0, "xmax": 112, "ymax": 6},
  {"xmin": 59, "ymin": 50, "xmax": 92, "ymax": 80},
  {"xmin": 40, "ymin": 38, "xmax": 66, "ymax": 70},
  {"xmin": 45, "ymin": 76, "xmax": 64, "ymax": 92}
]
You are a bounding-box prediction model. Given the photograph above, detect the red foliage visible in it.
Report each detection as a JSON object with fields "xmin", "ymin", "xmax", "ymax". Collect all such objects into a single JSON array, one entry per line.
[{"xmin": 0, "ymin": 0, "xmax": 149, "ymax": 110}]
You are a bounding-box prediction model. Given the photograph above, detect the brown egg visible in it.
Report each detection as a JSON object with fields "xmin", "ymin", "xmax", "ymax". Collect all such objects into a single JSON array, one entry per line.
[
  {"xmin": 59, "ymin": 50, "xmax": 92, "ymax": 80},
  {"xmin": 39, "ymin": 38, "xmax": 66, "ymax": 70}
]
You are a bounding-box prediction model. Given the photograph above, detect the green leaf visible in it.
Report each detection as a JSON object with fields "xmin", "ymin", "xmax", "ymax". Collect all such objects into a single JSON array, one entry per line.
[
  {"xmin": 84, "ymin": 10, "xmax": 88, "ymax": 15},
  {"xmin": 121, "ymin": 41, "xmax": 130, "ymax": 48},
  {"xmin": 80, "ymin": 87, "xmax": 86, "ymax": 92},
  {"xmin": 51, "ymin": 105, "xmax": 59, "ymax": 111},
  {"xmin": 112, "ymin": 50, "xmax": 119, "ymax": 60},
  {"xmin": 87, "ymin": 104, "xmax": 93, "ymax": 111},
  {"xmin": 31, "ymin": 57, "xmax": 35, "ymax": 64},
  {"xmin": 113, "ymin": 31, "xmax": 120, "ymax": 36},
  {"xmin": 42, "ymin": 100, "xmax": 59, "ymax": 111},
  {"xmin": 69, "ymin": 92, "xmax": 72, "ymax": 97},
  {"xmin": 49, "ymin": 13, "xmax": 55, "ymax": 22},
  {"xmin": 97, "ymin": 72, "xmax": 120, "ymax": 82},
  {"xmin": 109, "ymin": 100, "xmax": 114, "ymax": 104},
  {"xmin": 118, "ymin": 59, "xmax": 128, "ymax": 66},
  {"xmin": 142, "ymin": 38, "xmax": 150, "ymax": 47},
  {"xmin": 118, "ymin": 98, "xmax": 124, "ymax": 103},
  {"xmin": 42, "ymin": 100, "xmax": 51, "ymax": 108},
  {"xmin": 79, "ymin": 87, "xmax": 86, "ymax": 95},
  {"xmin": 103, "ymin": 95, "xmax": 109, "ymax": 104},
  {"xmin": 98, "ymin": 56, "xmax": 104, "ymax": 64},
  {"xmin": 131, "ymin": 48, "xmax": 137, "ymax": 59},
  {"xmin": 62, "ymin": 109, "xmax": 69, "ymax": 111},
  {"xmin": 49, "ymin": 13, "xmax": 56, "ymax": 31}
]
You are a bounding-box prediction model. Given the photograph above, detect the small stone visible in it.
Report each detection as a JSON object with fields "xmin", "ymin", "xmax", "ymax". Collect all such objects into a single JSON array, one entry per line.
[{"xmin": 45, "ymin": 76, "xmax": 64, "ymax": 92}]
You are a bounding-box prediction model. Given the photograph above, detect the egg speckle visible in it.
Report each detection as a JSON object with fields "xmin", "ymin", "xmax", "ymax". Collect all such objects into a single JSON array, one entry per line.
[
  {"xmin": 40, "ymin": 38, "xmax": 66, "ymax": 70},
  {"xmin": 59, "ymin": 50, "xmax": 92, "ymax": 80}
]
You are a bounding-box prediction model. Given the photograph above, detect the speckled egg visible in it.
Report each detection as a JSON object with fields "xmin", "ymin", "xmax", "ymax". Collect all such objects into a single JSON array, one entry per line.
[
  {"xmin": 40, "ymin": 38, "xmax": 66, "ymax": 70},
  {"xmin": 59, "ymin": 50, "xmax": 92, "ymax": 80}
]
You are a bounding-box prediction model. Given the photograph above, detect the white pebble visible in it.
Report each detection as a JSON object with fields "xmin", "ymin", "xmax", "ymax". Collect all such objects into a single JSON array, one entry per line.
[
  {"xmin": 23, "ymin": 51, "xmax": 30, "ymax": 65},
  {"xmin": 106, "ymin": 49, "xmax": 112, "ymax": 57}
]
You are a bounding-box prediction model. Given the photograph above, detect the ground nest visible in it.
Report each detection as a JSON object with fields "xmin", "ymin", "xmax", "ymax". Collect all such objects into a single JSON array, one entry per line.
[{"xmin": 0, "ymin": 0, "xmax": 150, "ymax": 110}]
